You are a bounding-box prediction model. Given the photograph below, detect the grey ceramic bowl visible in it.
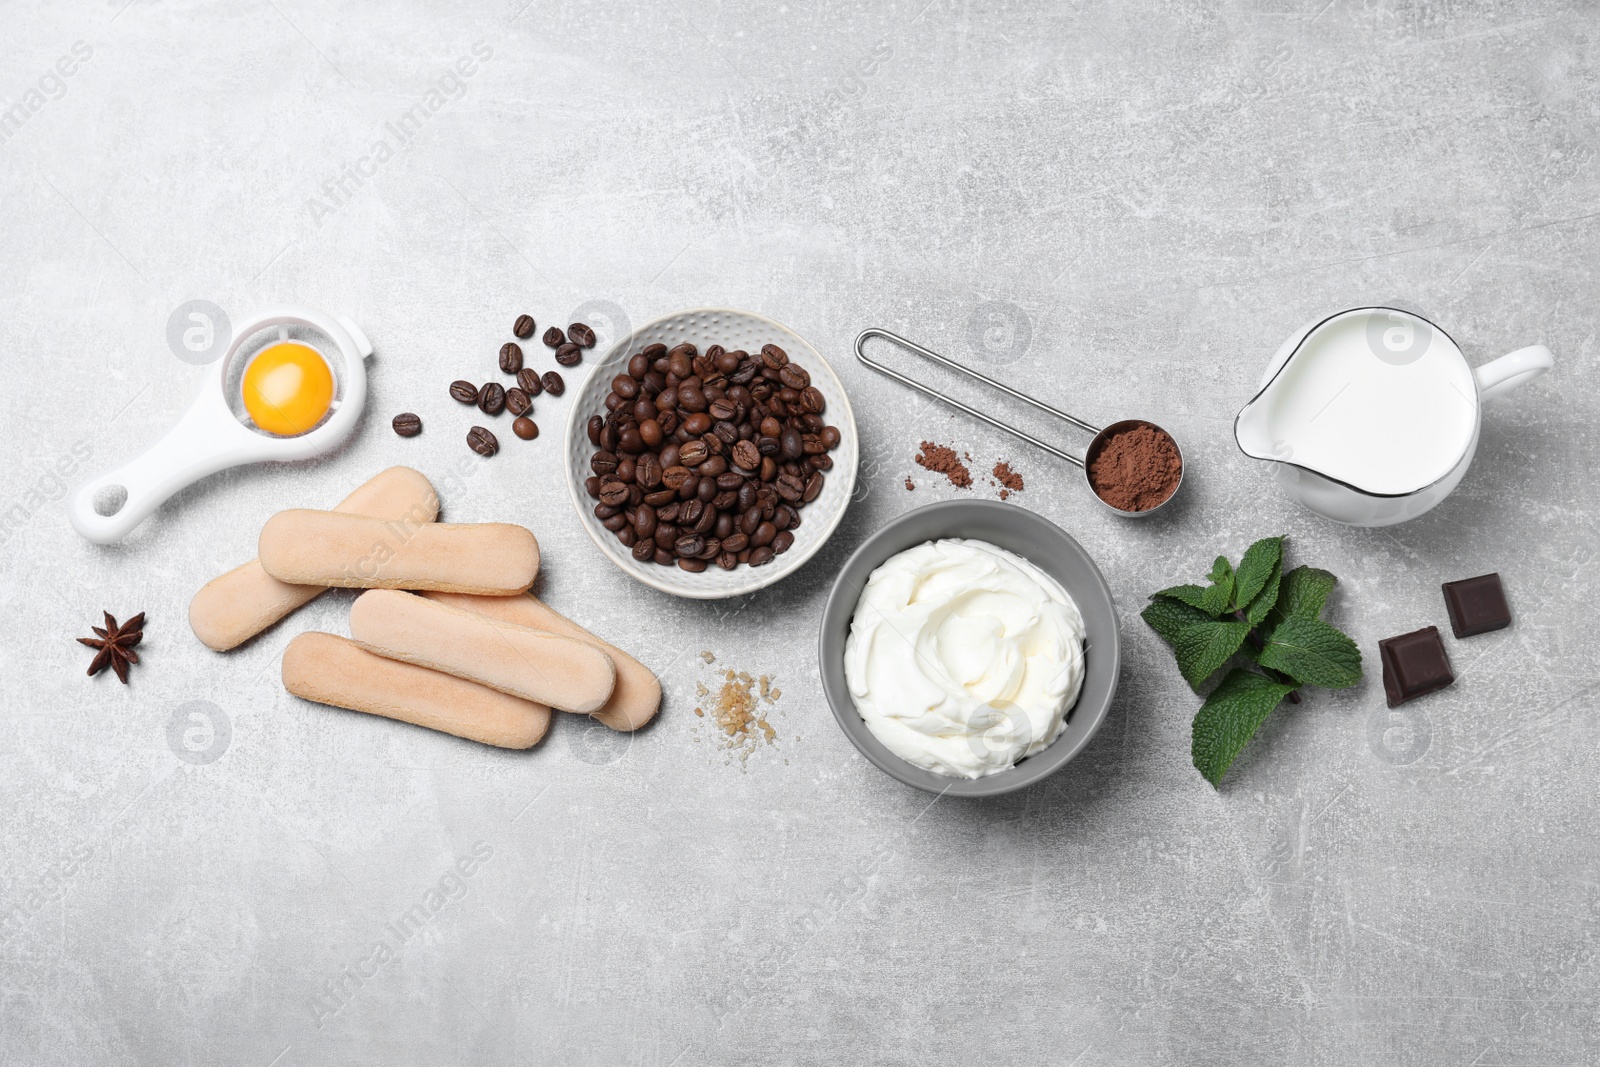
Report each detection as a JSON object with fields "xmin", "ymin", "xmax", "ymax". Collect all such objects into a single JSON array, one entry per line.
[{"xmin": 817, "ymin": 500, "xmax": 1121, "ymax": 797}]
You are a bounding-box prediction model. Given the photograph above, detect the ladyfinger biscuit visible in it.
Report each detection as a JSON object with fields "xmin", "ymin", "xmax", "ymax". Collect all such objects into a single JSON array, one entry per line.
[
  {"xmin": 426, "ymin": 592, "xmax": 660, "ymax": 732},
  {"xmin": 189, "ymin": 467, "xmax": 439, "ymax": 651},
  {"xmin": 349, "ymin": 589, "xmax": 616, "ymax": 714},
  {"xmin": 282, "ymin": 632, "xmax": 550, "ymax": 749},
  {"xmin": 259, "ymin": 511, "xmax": 539, "ymax": 594}
]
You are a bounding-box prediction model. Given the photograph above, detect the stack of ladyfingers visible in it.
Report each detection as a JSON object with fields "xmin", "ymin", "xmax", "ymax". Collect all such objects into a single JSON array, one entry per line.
[{"xmin": 188, "ymin": 467, "xmax": 660, "ymax": 748}]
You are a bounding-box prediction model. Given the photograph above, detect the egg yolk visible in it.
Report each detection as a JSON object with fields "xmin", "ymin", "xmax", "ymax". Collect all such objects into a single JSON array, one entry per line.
[{"xmin": 242, "ymin": 343, "xmax": 335, "ymax": 436}]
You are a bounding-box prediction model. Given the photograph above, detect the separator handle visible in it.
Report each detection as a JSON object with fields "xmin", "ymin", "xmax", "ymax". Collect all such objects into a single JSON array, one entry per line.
[
  {"xmin": 67, "ymin": 399, "xmax": 255, "ymax": 544},
  {"xmin": 1475, "ymin": 345, "xmax": 1553, "ymax": 403}
]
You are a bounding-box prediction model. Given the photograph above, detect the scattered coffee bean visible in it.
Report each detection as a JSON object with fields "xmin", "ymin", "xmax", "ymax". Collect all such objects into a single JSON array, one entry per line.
[
  {"xmin": 478, "ymin": 382, "xmax": 506, "ymax": 416},
  {"xmin": 499, "ymin": 342, "xmax": 524, "ymax": 374},
  {"xmin": 391, "ymin": 412, "xmax": 422, "ymax": 437},
  {"xmin": 513, "ymin": 314, "xmax": 536, "ymax": 339},
  {"xmin": 467, "ymin": 426, "xmax": 498, "ymax": 456},
  {"xmin": 517, "ymin": 368, "xmax": 543, "ymax": 396},
  {"xmin": 512, "ymin": 417, "xmax": 539, "ymax": 440},
  {"xmin": 568, "ymin": 322, "xmax": 596, "ymax": 347},
  {"xmin": 542, "ymin": 326, "xmax": 566, "ymax": 348},
  {"xmin": 505, "ymin": 387, "xmax": 532, "ymax": 416},
  {"xmin": 541, "ymin": 370, "xmax": 565, "ymax": 396},
  {"xmin": 450, "ymin": 380, "xmax": 479, "ymax": 404},
  {"xmin": 555, "ymin": 342, "xmax": 582, "ymax": 367}
]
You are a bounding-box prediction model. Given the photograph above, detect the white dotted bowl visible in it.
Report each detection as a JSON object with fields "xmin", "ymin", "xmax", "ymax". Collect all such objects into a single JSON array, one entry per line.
[{"xmin": 563, "ymin": 308, "xmax": 859, "ymax": 599}]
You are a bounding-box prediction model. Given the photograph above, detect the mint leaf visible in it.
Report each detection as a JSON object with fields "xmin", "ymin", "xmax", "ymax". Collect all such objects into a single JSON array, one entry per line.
[
  {"xmin": 1233, "ymin": 536, "xmax": 1284, "ymax": 610},
  {"xmin": 1257, "ymin": 615, "xmax": 1362, "ymax": 689},
  {"xmin": 1269, "ymin": 566, "xmax": 1337, "ymax": 626},
  {"xmin": 1142, "ymin": 598, "xmax": 1214, "ymax": 646},
  {"xmin": 1152, "ymin": 583, "xmax": 1222, "ymax": 617},
  {"xmin": 1191, "ymin": 669, "xmax": 1297, "ymax": 786},
  {"xmin": 1172, "ymin": 620, "xmax": 1251, "ymax": 691},
  {"xmin": 1245, "ymin": 559, "xmax": 1281, "ymax": 627},
  {"xmin": 1207, "ymin": 556, "xmax": 1235, "ymax": 613}
]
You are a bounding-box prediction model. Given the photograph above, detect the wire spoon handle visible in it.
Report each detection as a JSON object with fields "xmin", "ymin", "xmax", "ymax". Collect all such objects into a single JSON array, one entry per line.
[{"xmin": 853, "ymin": 328, "xmax": 1098, "ymax": 468}]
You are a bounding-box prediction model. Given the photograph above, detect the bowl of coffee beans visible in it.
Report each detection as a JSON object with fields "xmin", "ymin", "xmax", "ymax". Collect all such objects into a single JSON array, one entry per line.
[{"xmin": 565, "ymin": 308, "xmax": 858, "ymax": 599}]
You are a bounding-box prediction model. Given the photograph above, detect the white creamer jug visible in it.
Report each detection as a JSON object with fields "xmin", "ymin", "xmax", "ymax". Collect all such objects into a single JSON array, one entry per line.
[{"xmin": 1234, "ymin": 307, "xmax": 1552, "ymax": 526}]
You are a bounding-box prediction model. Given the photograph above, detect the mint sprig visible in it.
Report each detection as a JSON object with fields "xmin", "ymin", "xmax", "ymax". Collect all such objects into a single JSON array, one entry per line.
[{"xmin": 1140, "ymin": 536, "xmax": 1362, "ymax": 787}]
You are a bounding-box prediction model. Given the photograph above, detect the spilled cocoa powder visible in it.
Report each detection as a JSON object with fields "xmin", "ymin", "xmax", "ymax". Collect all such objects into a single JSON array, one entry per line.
[
  {"xmin": 915, "ymin": 441, "xmax": 972, "ymax": 488},
  {"xmin": 1086, "ymin": 422, "xmax": 1182, "ymax": 512},
  {"xmin": 992, "ymin": 461, "xmax": 1024, "ymax": 500}
]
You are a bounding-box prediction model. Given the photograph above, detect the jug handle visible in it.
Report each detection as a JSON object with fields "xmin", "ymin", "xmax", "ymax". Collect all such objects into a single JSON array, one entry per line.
[{"xmin": 1475, "ymin": 345, "xmax": 1552, "ymax": 402}]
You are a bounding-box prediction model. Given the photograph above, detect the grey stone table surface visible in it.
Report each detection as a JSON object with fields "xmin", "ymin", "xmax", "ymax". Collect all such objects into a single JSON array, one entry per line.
[{"xmin": 2, "ymin": 0, "xmax": 1597, "ymax": 1063}]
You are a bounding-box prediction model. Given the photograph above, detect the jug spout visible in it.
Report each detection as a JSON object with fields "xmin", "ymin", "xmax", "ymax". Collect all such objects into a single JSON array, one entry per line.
[{"xmin": 1233, "ymin": 398, "xmax": 1279, "ymax": 462}]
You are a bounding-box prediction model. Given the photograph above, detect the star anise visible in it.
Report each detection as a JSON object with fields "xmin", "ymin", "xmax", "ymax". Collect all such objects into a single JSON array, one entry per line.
[{"xmin": 78, "ymin": 611, "xmax": 145, "ymax": 684}]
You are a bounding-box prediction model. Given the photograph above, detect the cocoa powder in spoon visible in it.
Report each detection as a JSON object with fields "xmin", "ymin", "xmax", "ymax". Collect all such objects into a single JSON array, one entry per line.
[{"xmin": 1086, "ymin": 422, "xmax": 1182, "ymax": 512}]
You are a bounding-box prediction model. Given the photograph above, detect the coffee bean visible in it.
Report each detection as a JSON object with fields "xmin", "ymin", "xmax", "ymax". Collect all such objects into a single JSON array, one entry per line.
[
  {"xmin": 760, "ymin": 343, "xmax": 788, "ymax": 369},
  {"xmin": 748, "ymin": 546, "xmax": 775, "ymax": 567},
  {"xmin": 542, "ymin": 326, "xmax": 566, "ymax": 347},
  {"xmin": 780, "ymin": 427, "xmax": 803, "ymax": 460},
  {"xmin": 631, "ymin": 538, "xmax": 654, "ymax": 562},
  {"xmin": 591, "ymin": 451, "xmax": 619, "ymax": 476},
  {"xmin": 801, "ymin": 387, "xmax": 825, "ymax": 414},
  {"xmin": 467, "ymin": 426, "xmax": 498, "ymax": 456},
  {"xmin": 674, "ymin": 534, "xmax": 705, "ymax": 558},
  {"xmin": 587, "ymin": 415, "xmax": 604, "ymax": 445},
  {"xmin": 772, "ymin": 530, "xmax": 794, "ymax": 554},
  {"xmin": 556, "ymin": 342, "xmax": 582, "ymax": 367},
  {"xmin": 506, "ymin": 388, "xmax": 532, "ymax": 416},
  {"xmin": 541, "ymin": 371, "xmax": 565, "ymax": 395},
  {"xmin": 499, "ymin": 342, "xmax": 524, "ymax": 374},
  {"xmin": 517, "ymin": 368, "xmax": 544, "ymax": 396},
  {"xmin": 599, "ymin": 481, "xmax": 629, "ymax": 506},
  {"xmin": 779, "ymin": 365, "xmax": 810, "ymax": 389},
  {"xmin": 479, "ymin": 382, "xmax": 506, "ymax": 415},
  {"xmin": 391, "ymin": 412, "xmax": 422, "ymax": 437},
  {"xmin": 808, "ymin": 453, "xmax": 833, "ymax": 472},
  {"xmin": 568, "ymin": 322, "xmax": 596, "ymax": 347},
  {"xmin": 731, "ymin": 439, "xmax": 760, "ymax": 471},
  {"xmin": 721, "ymin": 532, "xmax": 749, "ymax": 553},
  {"xmin": 678, "ymin": 557, "xmax": 707, "ymax": 573},
  {"xmin": 513, "ymin": 314, "xmax": 536, "ymax": 339},
  {"xmin": 716, "ymin": 552, "xmax": 738, "ymax": 570},
  {"xmin": 603, "ymin": 513, "xmax": 629, "ymax": 532},
  {"xmin": 803, "ymin": 471, "xmax": 824, "ymax": 502},
  {"xmin": 636, "ymin": 454, "xmax": 663, "ymax": 489},
  {"xmin": 612, "ymin": 375, "xmax": 639, "ymax": 400},
  {"xmin": 450, "ymin": 380, "xmax": 479, "ymax": 404},
  {"xmin": 678, "ymin": 440, "xmax": 710, "ymax": 466},
  {"xmin": 513, "ymin": 417, "xmax": 539, "ymax": 440},
  {"xmin": 642, "ymin": 342, "xmax": 667, "ymax": 361},
  {"xmin": 585, "ymin": 476, "xmax": 601, "ymax": 498}
]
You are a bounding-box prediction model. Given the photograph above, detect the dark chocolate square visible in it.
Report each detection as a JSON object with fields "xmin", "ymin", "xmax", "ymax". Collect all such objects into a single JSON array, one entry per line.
[
  {"xmin": 1378, "ymin": 626, "xmax": 1454, "ymax": 708},
  {"xmin": 1442, "ymin": 573, "xmax": 1511, "ymax": 638}
]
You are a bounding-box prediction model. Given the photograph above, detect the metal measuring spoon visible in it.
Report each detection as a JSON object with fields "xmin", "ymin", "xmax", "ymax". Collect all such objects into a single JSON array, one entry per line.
[{"xmin": 853, "ymin": 328, "xmax": 1183, "ymax": 517}]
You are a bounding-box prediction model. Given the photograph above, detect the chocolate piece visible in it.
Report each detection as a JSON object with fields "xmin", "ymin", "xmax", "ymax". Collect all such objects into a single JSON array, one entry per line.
[
  {"xmin": 1442, "ymin": 573, "xmax": 1511, "ymax": 638},
  {"xmin": 1378, "ymin": 626, "xmax": 1454, "ymax": 708}
]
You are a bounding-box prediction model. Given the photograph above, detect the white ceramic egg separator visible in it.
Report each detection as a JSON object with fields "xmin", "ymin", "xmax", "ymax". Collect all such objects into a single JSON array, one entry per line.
[{"xmin": 68, "ymin": 304, "xmax": 372, "ymax": 544}]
